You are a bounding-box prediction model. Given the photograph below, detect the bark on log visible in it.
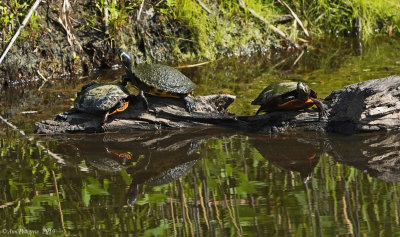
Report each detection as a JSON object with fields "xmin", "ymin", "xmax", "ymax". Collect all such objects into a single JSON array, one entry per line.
[
  {"xmin": 325, "ymin": 75, "xmax": 400, "ymax": 133},
  {"xmin": 35, "ymin": 75, "xmax": 400, "ymax": 134},
  {"xmin": 35, "ymin": 94, "xmax": 238, "ymax": 134}
]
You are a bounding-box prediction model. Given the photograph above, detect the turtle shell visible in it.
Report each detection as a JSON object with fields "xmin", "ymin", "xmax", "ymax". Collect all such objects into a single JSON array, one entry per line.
[
  {"xmin": 143, "ymin": 160, "xmax": 198, "ymax": 186},
  {"xmin": 74, "ymin": 83, "xmax": 130, "ymax": 114},
  {"xmin": 131, "ymin": 64, "xmax": 196, "ymax": 94},
  {"xmin": 251, "ymin": 82, "xmax": 298, "ymax": 105}
]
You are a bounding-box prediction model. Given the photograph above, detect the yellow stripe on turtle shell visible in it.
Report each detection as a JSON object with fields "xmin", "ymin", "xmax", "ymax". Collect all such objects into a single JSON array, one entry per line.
[{"xmin": 147, "ymin": 87, "xmax": 181, "ymax": 98}]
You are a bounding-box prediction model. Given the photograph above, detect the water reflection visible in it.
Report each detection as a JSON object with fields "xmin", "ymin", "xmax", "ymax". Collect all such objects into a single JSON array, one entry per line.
[
  {"xmin": 329, "ymin": 132, "xmax": 400, "ymax": 182},
  {"xmin": 250, "ymin": 135, "xmax": 326, "ymax": 183},
  {"xmin": 249, "ymin": 132, "xmax": 400, "ymax": 183},
  {"xmin": 68, "ymin": 127, "xmax": 234, "ymax": 206},
  {"xmin": 3, "ymin": 124, "xmax": 400, "ymax": 235}
]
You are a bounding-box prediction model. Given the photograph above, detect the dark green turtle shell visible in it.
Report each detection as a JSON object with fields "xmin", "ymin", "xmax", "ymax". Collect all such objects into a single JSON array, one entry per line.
[
  {"xmin": 251, "ymin": 82, "xmax": 298, "ymax": 105},
  {"xmin": 131, "ymin": 64, "xmax": 196, "ymax": 94},
  {"xmin": 74, "ymin": 82, "xmax": 130, "ymax": 114}
]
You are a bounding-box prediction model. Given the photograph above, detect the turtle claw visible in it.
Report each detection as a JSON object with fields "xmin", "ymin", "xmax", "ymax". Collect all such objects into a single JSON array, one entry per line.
[
  {"xmin": 183, "ymin": 95, "xmax": 196, "ymax": 113},
  {"xmin": 139, "ymin": 90, "xmax": 151, "ymax": 111},
  {"xmin": 310, "ymin": 97, "xmax": 328, "ymax": 120},
  {"xmin": 103, "ymin": 112, "xmax": 110, "ymax": 124},
  {"xmin": 318, "ymin": 103, "xmax": 329, "ymax": 120}
]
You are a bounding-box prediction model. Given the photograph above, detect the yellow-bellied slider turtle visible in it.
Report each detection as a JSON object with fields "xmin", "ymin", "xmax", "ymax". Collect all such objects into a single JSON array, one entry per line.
[
  {"xmin": 118, "ymin": 48, "xmax": 196, "ymax": 112},
  {"xmin": 252, "ymin": 82, "xmax": 327, "ymax": 119},
  {"xmin": 74, "ymin": 79, "xmax": 131, "ymax": 123}
]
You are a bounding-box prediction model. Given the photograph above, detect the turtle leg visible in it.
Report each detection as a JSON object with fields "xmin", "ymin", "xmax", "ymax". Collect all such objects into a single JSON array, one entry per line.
[
  {"xmin": 310, "ymin": 98, "xmax": 328, "ymax": 120},
  {"xmin": 139, "ymin": 90, "xmax": 150, "ymax": 111},
  {"xmin": 182, "ymin": 94, "xmax": 196, "ymax": 112}
]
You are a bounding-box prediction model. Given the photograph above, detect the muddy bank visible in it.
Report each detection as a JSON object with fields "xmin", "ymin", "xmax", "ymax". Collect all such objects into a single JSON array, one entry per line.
[{"xmin": 0, "ymin": 0, "xmax": 282, "ymax": 86}]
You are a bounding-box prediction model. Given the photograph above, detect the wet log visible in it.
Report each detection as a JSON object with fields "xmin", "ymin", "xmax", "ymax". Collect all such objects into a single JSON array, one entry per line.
[{"xmin": 35, "ymin": 75, "xmax": 400, "ymax": 134}]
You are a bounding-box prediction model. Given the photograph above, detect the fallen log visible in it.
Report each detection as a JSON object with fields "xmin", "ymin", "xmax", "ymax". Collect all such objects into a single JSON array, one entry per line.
[
  {"xmin": 35, "ymin": 94, "xmax": 239, "ymax": 134},
  {"xmin": 325, "ymin": 75, "xmax": 400, "ymax": 134},
  {"xmin": 35, "ymin": 75, "xmax": 400, "ymax": 134}
]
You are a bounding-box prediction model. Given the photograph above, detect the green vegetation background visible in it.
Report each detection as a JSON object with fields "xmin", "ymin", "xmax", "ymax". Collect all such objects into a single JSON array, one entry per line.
[{"xmin": 1, "ymin": 0, "xmax": 399, "ymax": 61}]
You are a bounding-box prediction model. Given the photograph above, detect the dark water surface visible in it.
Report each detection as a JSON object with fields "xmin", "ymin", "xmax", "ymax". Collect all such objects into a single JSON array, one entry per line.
[{"xmin": 1, "ymin": 37, "xmax": 400, "ymax": 236}]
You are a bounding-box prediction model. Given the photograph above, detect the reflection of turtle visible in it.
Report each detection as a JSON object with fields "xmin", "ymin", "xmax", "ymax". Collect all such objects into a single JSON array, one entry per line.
[
  {"xmin": 250, "ymin": 135, "xmax": 325, "ymax": 183},
  {"xmin": 126, "ymin": 160, "xmax": 198, "ymax": 206},
  {"xmin": 118, "ymin": 48, "xmax": 196, "ymax": 112},
  {"xmin": 252, "ymin": 82, "xmax": 327, "ymax": 119},
  {"xmin": 74, "ymin": 79, "xmax": 131, "ymax": 123},
  {"xmin": 85, "ymin": 147, "xmax": 135, "ymax": 172}
]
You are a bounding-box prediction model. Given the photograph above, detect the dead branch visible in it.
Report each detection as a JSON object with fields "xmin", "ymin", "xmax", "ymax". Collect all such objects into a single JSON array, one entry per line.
[
  {"xmin": 58, "ymin": 0, "xmax": 82, "ymax": 50},
  {"xmin": 137, "ymin": 0, "xmax": 146, "ymax": 20},
  {"xmin": 277, "ymin": 0, "xmax": 310, "ymax": 37},
  {"xmin": 237, "ymin": 0, "xmax": 300, "ymax": 49},
  {"xmin": 174, "ymin": 61, "xmax": 211, "ymax": 69},
  {"xmin": 196, "ymin": 0, "xmax": 213, "ymax": 14},
  {"xmin": 0, "ymin": 0, "xmax": 42, "ymax": 65}
]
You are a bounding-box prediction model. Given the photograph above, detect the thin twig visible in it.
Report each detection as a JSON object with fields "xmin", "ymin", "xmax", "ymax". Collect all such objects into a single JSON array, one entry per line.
[
  {"xmin": 170, "ymin": 183, "xmax": 177, "ymax": 235},
  {"xmin": 137, "ymin": 0, "xmax": 145, "ymax": 21},
  {"xmin": 155, "ymin": 0, "xmax": 165, "ymax": 7},
  {"xmin": 104, "ymin": 0, "xmax": 109, "ymax": 35},
  {"xmin": 0, "ymin": 114, "xmax": 70, "ymax": 167},
  {"xmin": 58, "ymin": 0, "xmax": 82, "ymax": 50},
  {"xmin": 0, "ymin": 115, "xmax": 27, "ymax": 137},
  {"xmin": 198, "ymin": 185, "xmax": 210, "ymax": 229},
  {"xmin": 292, "ymin": 50, "xmax": 304, "ymax": 67},
  {"xmin": 196, "ymin": 0, "xmax": 212, "ymax": 14},
  {"xmin": 277, "ymin": 0, "xmax": 310, "ymax": 37},
  {"xmin": 224, "ymin": 193, "xmax": 242, "ymax": 236},
  {"xmin": 174, "ymin": 61, "xmax": 210, "ymax": 69},
  {"xmin": 179, "ymin": 178, "xmax": 194, "ymax": 237},
  {"xmin": 21, "ymin": 111, "xmax": 38, "ymax": 114},
  {"xmin": 52, "ymin": 170, "xmax": 68, "ymax": 236},
  {"xmin": 0, "ymin": 0, "xmax": 42, "ymax": 65},
  {"xmin": 0, "ymin": 198, "xmax": 31, "ymax": 209},
  {"xmin": 212, "ymin": 191, "xmax": 223, "ymax": 228},
  {"xmin": 37, "ymin": 70, "xmax": 48, "ymax": 91},
  {"xmin": 237, "ymin": 0, "xmax": 300, "ymax": 49}
]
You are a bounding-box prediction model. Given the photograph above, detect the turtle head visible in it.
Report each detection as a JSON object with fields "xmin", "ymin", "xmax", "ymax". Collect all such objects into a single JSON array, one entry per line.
[
  {"xmin": 297, "ymin": 82, "xmax": 311, "ymax": 101},
  {"xmin": 118, "ymin": 48, "xmax": 132, "ymax": 70}
]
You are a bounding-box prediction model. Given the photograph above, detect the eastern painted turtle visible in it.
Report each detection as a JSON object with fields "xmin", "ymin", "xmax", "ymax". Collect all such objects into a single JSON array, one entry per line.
[
  {"xmin": 118, "ymin": 48, "xmax": 196, "ymax": 112},
  {"xmin": 252, "ymin": 82, "xmax": 327, "ymax": 118}
]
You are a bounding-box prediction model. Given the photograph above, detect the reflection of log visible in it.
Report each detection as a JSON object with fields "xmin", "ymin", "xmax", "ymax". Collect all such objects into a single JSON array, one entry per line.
[
  {"xmin": 329, "ymin": 132, "xmax": 400, "ymax": 182},
  {"xmin": 35, "ymin": 75, "xmax": 400, "ymax": 134}
]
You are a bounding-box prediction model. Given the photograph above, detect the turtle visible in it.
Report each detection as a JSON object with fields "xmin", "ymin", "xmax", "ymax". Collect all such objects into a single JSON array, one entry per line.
[
  {"xmin": 118, "ymin": 48, "xmax": 197, "ymax": 112},
  {"xmin": 74, "ymin": 78, "xmax": 131, "ymax": 123},
  {"xmin": 251, "ymin": 82, "xmax": 327, "ymax": 119}
]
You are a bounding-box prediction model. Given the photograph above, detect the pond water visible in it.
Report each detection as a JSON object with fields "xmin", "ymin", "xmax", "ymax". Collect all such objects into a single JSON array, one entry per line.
[{"xmin": 1, "ymin": 37, "xmax": 400, "ymax": 236}]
